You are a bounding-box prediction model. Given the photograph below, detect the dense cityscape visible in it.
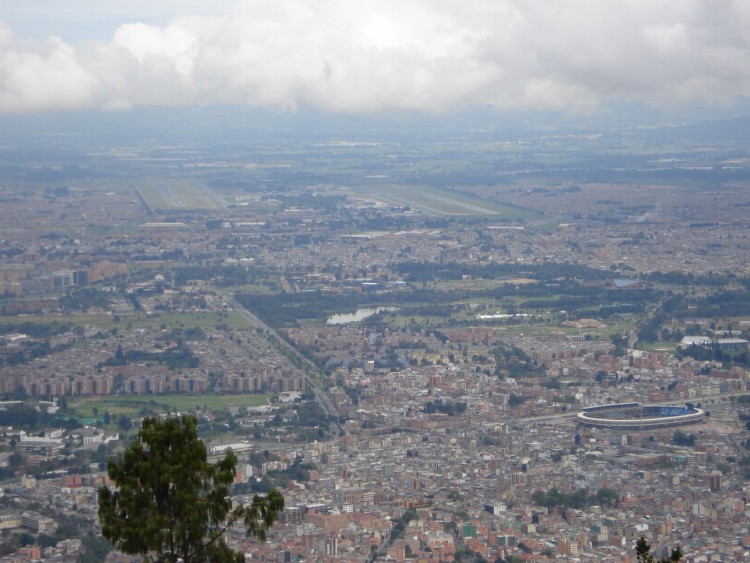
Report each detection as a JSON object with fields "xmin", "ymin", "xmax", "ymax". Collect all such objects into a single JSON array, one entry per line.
[
  {"xmin": 4, "ymin": 2, "xmax": 750, "ymax": 561},
  {"xmin": 0, "ymin": 123, "xmax": 750, "ymax": 562}
]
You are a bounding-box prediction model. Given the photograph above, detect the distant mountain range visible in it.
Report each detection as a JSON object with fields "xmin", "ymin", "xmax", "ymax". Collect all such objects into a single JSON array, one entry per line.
[
  {"xmin": 642, "ymin": 115, "xmax": 750, "ymax": 143},
  {"xmin": 1, "ymin": 105, "xmax": 749, "ymax": 146}
]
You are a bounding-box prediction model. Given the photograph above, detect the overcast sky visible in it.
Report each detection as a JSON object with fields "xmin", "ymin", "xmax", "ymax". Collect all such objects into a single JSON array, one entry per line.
[{"xmin": 1, "ymin": 0, "xmax": 749, "ymax": 116}]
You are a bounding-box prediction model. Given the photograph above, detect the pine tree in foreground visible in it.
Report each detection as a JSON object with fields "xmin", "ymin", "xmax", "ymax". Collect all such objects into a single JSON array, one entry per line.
[{"xmin": 98, "ymin": 415, "xmax": 283, "ymax": 562}]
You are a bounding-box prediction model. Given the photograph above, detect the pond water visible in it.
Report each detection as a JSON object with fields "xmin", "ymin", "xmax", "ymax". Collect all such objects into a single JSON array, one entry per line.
[{"xmin": 326, "ymin": 307, "xmax": 397, "ymax": 325}]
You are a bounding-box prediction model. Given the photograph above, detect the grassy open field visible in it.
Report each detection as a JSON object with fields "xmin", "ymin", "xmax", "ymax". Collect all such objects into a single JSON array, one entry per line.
[
  {"xmin": 350, "ymin": 184, "xmax": 537, "ymax": 218},
  {"xmin": 484, "ymin": 319, "xmax": 634, "ymax": 339},
  {"xmin": 69, "ymin": 393, "xmax": 270, "ymax": 419},
  {"xmin": 638, "ymin": 341, "xmax": 680, "ymax": 352}
]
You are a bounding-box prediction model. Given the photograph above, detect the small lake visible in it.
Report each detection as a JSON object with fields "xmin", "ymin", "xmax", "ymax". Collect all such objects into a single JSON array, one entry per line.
[{"xmin": 327, "ymin": 307, "xmax": 397, "ymax": 325}]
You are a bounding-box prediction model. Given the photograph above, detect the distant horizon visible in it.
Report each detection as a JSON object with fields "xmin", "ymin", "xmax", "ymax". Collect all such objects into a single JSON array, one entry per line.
[{"xmin": 2, "ymin": 103, "xmax": 750, "ymax": 148}]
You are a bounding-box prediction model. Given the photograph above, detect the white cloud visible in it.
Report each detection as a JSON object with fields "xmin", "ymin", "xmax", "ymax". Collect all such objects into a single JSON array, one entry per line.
[
  {"xmin": 1, "ymin": 0, "xmax": 750, "ymax": 115},
  {"xmin": 0, "ymin": 31, "xmax": 98, "ymax": 113}
]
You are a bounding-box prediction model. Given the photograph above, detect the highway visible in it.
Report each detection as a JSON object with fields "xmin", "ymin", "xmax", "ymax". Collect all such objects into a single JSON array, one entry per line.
[{"xmin": 231, "ymin": 297, "xmax": 342, "ymax": 434}]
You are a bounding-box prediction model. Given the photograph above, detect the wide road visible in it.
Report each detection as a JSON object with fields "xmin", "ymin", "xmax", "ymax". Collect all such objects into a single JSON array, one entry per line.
[
  {"xmin": 231, "ymin": 297, "xmax": 342, "ymax": 434},
  {"xmin": 627, "ymin": 291, "xmax": 675, "ymax": 349}
]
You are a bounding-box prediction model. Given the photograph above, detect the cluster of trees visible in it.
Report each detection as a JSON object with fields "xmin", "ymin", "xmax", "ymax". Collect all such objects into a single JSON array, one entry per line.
[
  {"xmin": 0, "ymin": 321, "xmax": 82, "ymax": 367},
  {"xmin": 492, "ymin": 345, "xmax": 545, "ymax": 379},
  {"xmin": 0, "ymin": 245, "xmax": 24, "ymax": 258},
  {"xmin": 637, "ymin": 295, "xmax": 690, "ymax": 343},
  {"xmin": 396, "ymin": 262, "xmax": 660, "ymax": 318},
  {"xmin": 268, "ymin": 460, "xmax": 317, "ymax": 484},
  {"xmin": 422, "ymin": 399, "xmax": 467, "ymax": 416},
  {"xmin": 518, "ymin": 287, "xmax": 656, "ymax": 315},
  {"xmin": 237, "ymin": 267, "xmax": 664, "ymax": 334},
  {"xmin": 100, "ymin": 410, "xmax": 133, "ymax": 431},
  {"xmin": 737, "ymin": 456, "xmax": 750, "ymax": 479},
  {"xmin": 531, "ymin": 487, "xmax": 619, "ymax": 509},
  {"xmin": 507, "ymin": 394, "xmax": 529, "ymax": 407},
  {"xmin": 0, "ymin": 339, "xmax": 75, "ymax": 368},
  {"xmin": 394, "ymin": 261, "xmax": 615, "ymax": 283},
  {"xmin": 233, "ymin": 450, "xmax": 314, "ymax": 495},
  {"xmin": 0, "ymin": 320, "xmax": 76, "ymax": 338},
  {"xmin": 678, "ymin": 343, "xmax": 750, "ymax": 367},
  {"xmin": 237, "ymin": 290, "xmax": 420, "ymax": 328},
  {"xmin": 59, "ymin": 288, "xmax": 112, "ymax": 312},
  {"xmin": 643, "ymin": 270, "xmax": 733, "ymax": 286},
  {"xmin": 672, "ymin": 430, "xmax": 697, "ymax": 447},
  {"xmin": 690, "ymin": 289, "xmax": 750, "ymax": 318},
  {"xmin": 0, "ymin": 403, "xmax": 80, "ymax": 431},
  {"xmin": 386, "ymin": 508, "xmax": 418, "ymax": 545},
  {"xmin": 103, "ymin": 343, "xmax": 200, "ymax": 370},
  {"xmin": 635, "ymin": 536, "xmax": 683, "ymax": 562},
  {"xmin": 265, "ymin": 401, "xmax": 330, "ymax": 431}
]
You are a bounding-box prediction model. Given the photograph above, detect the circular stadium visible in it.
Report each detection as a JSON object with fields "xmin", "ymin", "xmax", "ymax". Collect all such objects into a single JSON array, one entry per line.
[{"xmin": 577, "ymin": 402, "xmax": 705, "ymax": 429}]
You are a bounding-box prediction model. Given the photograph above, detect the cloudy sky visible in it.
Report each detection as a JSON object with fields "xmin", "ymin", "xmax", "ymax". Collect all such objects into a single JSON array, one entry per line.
[{"xmin": 1, "ymin": 0, "xmax": 749, "ymax": 116}]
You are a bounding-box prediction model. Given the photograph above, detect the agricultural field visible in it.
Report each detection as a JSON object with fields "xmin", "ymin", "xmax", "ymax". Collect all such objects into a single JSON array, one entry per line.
[{"xmin": 349, "ymin": 184, "xmax": 536, "ymax": 218}]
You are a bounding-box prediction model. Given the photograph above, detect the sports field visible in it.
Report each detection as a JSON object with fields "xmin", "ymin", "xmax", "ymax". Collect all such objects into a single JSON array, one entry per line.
[
  {"xmin": 350, "ymin": 184, "xmax": 535, "ymax": 218},
  {"xmin": 69, "ymin": 393, "xmax": 270, "ymax": 419}
]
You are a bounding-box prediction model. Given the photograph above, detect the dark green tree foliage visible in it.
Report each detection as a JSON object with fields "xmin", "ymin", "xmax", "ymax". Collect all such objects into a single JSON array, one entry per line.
[
  {"xmin": 59, "ymin": 288, "xmax": 112, "ymax": 312},
  {"xmin": 690, "ymin": 289, "xmax": 750, "ymax": 317},
  {"xmin": 118, "ymin": 414, "xmax": 133, "ymax": 431},
  {"xmin": 80, "ymin": 536, "xmax": 113, "ymax": 563},
  {"xmin": 0, "ymin": 404, "xmax": 81, "ymax": 431},
  {"xmin": 672, "ymin": 430, "xmax": 696, "ymax": 447},
  {"xmin": 103, "ymin": 344, "xmax": 200, "ymax": 370},
  {"xmin": 394, "ymin": 261, "xmax": 615, "ymax": 282},
  {"xmin": 422, "ymin": 399, "xmax": 467, "ymax": 416},
  {"xmin": 678, "ymin": 342, "xmax": 750, "ymax": 367},
  {"xmin": 387, "ymin": 508, "xmax": 418, "ymax": 545},
  {"xmin": 0, "ymin": 321, "xmax": 73, "ymax": 338},
  {"xmin": 635, "ymin": 536, "xmax": 683, "ymax": 562},
  {"xmin": 507, "ymin": 394, "xmax": 529, "ymax": 407},
  {"xmin": 98, "ymin": 416, "xmax": 283, "ymax": 562}
]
